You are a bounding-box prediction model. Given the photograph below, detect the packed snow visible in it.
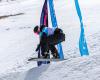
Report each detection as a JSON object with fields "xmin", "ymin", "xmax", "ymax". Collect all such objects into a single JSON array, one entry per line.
[{"xmin": 0, "ymin": 0, "xmax": 100, "ymax": 80}]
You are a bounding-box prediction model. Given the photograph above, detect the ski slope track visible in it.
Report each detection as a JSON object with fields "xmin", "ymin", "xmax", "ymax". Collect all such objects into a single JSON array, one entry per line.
[{"xmin": 0, "ymin": 0, "xmax": 100, "ymax": 80}]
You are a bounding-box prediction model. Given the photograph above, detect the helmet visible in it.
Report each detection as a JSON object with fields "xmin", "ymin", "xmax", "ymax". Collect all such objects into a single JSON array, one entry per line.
[{"xmin": 34, "ymin": 25, "xmax": 39, "ymax": 33}]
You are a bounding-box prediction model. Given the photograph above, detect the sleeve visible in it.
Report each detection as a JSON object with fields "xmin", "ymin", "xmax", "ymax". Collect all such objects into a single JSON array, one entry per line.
[{"xmin": 42, "ymin": 27, "xmax": 48, "ymax": 35}]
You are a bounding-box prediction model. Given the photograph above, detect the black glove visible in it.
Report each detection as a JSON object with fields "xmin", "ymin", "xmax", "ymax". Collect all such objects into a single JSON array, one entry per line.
[{"xmin": 35, "ymin": 44, "xmax": 40, "ymax": 52}]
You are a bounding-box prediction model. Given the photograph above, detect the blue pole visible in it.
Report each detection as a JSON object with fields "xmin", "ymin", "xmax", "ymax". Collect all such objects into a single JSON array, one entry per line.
[
  {"xmin": 49, "ymin": 0, "xmax": 64, "ymax": 59},
  {"xmin": 74, "ymin": 0, "xmax": 89, "ymax": 56}
]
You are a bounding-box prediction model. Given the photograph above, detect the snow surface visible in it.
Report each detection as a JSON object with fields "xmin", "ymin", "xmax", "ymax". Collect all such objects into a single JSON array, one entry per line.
[{"xmin": 0, "ymin": 0, "xmax": 100, "ymax": 80}]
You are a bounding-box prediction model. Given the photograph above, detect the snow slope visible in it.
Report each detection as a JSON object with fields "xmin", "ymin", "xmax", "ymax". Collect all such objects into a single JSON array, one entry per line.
[{"xmin": 0, "ymin": 0, "xmax": 100, "ymax": 80}]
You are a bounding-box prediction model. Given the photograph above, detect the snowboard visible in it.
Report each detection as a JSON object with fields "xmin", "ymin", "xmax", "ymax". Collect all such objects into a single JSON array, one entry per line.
[{"xmin": 28, "ymin": 57, "xmax": 67, "ymax": 62}]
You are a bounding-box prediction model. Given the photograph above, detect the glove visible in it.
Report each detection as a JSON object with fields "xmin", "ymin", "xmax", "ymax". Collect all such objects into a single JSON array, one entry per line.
[{"xmin": 35, "ymin": 44, "xmax": 40, "ymax": 52}]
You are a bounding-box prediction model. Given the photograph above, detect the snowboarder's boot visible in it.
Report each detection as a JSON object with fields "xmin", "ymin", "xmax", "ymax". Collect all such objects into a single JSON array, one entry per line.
[
  {"xmin": 52, "ymin": 49, "xmax": 60, "ymax": 59},
  {"xmin": 42, "ymin": 52, "xmax": 50, "ymax": 59}
]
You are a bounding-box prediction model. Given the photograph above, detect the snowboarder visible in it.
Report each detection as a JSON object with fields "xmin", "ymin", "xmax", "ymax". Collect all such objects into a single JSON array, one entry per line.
[{"xmin": 33, "ymin": 25, "xmax": 65, "ymax": 59}]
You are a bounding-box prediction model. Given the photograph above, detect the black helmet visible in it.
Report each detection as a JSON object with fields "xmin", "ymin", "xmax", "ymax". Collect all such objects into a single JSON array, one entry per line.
[{"xmin": 34, "ymin": 25, "xmax": 39, "ymax": 33}]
